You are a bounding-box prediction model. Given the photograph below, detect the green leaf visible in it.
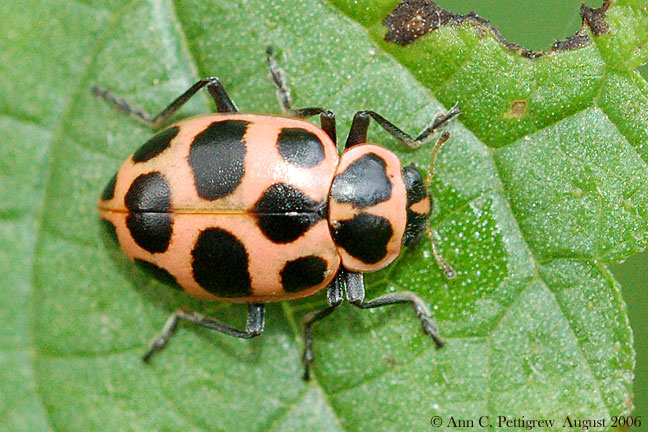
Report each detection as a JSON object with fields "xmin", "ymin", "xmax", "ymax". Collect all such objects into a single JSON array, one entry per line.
[{"xmin": 1, "ymin": 0, "xmax": 645, "ymax": 430}]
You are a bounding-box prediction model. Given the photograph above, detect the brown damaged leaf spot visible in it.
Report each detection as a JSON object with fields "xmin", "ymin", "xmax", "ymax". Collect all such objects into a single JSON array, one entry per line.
[
  {"xmin": 383, "ymin": 0, "xmax": 461, "ymax": 46},
  {"xmin": 383, "ymin": 354, "xmax": 397, "ymax": 367},
  {"xmin": 504, "ymin": 100, "xmax": 527, "ymax": 120},
  {"xmin": 551, "ymin": 32, "xmax": 591, "ymax": 51},
  {"xmin": 581, "ymin": 1, "xmax": 611, "ymax": 36},
  {"xmin": 383, "ymin": 0, "xmax": 611, "ymax": 58}
]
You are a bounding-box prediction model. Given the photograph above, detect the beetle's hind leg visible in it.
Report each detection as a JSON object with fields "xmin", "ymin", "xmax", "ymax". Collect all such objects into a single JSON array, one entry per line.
[
  {"xmin": 344, "ymin": 271, "xmax": 443, "ymax": 348},
  {"xmin": 142, "ymin": 303, "xmax": 265, "ymax": 363},
  {"xmin": 266, "ymin": 47, "xmax": 336, "ymax": 144},
  {"xmin": 91, "ymin": 77, "xmax": 238, "ymax": 128}
]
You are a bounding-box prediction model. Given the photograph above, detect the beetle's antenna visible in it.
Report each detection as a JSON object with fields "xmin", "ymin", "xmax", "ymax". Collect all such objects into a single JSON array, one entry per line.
[
  {"xmin": 266, "ymin": 46, "xmax": 293, "ymax": 114},
  {"xmin": 426, "ymin": 228, "xmax": 456, "ymax": 279},
  {"xmin": 424, "ymin": 131, "xmax": 451, "ymax": 187},
  {"xmin": 423, "ymin": 130, "xmax": 456, "ymax": 279}
]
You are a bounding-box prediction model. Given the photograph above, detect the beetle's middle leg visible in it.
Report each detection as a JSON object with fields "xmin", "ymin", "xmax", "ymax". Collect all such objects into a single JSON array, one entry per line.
[
  {"xmin": 142, "ymin": 303, "xmax": 265, "ymax": 363},
  {"xmin": 266, "ymin": 47, "xmax": 336, "ymax": 144}
]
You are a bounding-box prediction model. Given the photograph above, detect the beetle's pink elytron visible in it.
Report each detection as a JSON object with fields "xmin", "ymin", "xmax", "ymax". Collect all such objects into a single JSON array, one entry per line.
[{"xmin": 95, "ymin": 48, "xmax": 459, "ymax": 379}]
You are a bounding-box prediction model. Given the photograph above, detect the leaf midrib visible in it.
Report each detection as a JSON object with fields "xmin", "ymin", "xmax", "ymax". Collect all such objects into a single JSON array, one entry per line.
[{"xmin": 27, "ymin": 2, "xmax": 143, "ymax": 431}]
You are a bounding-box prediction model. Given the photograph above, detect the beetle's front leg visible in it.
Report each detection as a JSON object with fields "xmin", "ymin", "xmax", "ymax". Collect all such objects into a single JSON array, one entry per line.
[
  {"xmin": 344, "ymin": 270, "xmax": 443, "ymax": 347},
  {"xmin": 301, "ymin": 272, "xmax": 344, "ymax": 380},
  {"xmin": 344, "ymin": 105, "xmax": 460, "ymax": 149}
]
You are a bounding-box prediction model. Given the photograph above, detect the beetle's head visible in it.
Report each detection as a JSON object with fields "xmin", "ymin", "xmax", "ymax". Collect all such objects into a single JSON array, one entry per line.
[{"xmin": 402, "ymin": 164, "xmax": 431, "ymax": 247}]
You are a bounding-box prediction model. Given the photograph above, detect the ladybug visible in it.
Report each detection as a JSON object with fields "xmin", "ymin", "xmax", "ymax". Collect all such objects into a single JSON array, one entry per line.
[{"xmin": 95, "ymin": 47, "xmax": 459, "ymax": 380}]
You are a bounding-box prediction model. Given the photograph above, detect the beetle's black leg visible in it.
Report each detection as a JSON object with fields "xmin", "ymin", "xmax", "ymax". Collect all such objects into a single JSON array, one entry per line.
[
  {"xmin": 345, "ymin": 111, "xmax": 371, "ymax": 148},
  {"xmin": 345, "ymin": 105, "xmax": 460, "ymax": 150},
  {"xmin": 91, "ymin": 77, "xmax": 238, "ymax": 128},
  {"xmin": 302, "ymin": 273, "xmax": 344, "ymax": 380},
  {"xmin": 292, "ymin": 108, "xmax": 336, "ymax": 145},
  {"xmin": 344, "ymin": 271, "xmax": 443, "ymax": 348},
  {"xmin": 142, "ymin": 303, "xmax": 265, "ymax": 363},
  {"xmin": 266, "ymin": 47, "xmax": 337, "ymax": 144}
]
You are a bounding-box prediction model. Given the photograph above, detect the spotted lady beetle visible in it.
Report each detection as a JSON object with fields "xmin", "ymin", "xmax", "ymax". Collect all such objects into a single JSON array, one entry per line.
[{"xmin": 94, "ymin": 47, "xmax": 459, "ymax": 380}]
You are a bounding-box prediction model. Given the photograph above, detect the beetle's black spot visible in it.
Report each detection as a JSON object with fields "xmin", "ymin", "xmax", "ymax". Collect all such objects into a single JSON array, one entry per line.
[
  {"xmin": 333, "ymin": 213, "xmax": 393, "ymax": 264},
  {"xmin": 330, "ymin": 153, "xmax": 392, "ymax": 208},
  {"xmin": 254, "ymin": 183, "xmax": 321, "ymax": 214},
  {"xmin": 402, "ymin": 164, "xmax": 427, "ymax": 206},
  {"xmin": 100, "ymin": 173, "xmax": 117, "ymax": 201},
  {"xmin": 253, "ymin": 183, "xmax": 322, "ymax": 243},
  {"xmin": 100, "ymin": 218, "xmax": 119, "ymax": 245},
  {"xmin": 192, "ymin": 228, "xmax": 252, "ymax": 297},
  {"xmin": 404, "ymin": 209, "xmax": 427, "ymax": 247},
  {"xmin": 126, "ymin": 213, "xmax": 173, "ymax": 253},
  {"xmin": 256, "ymin": 213, "xmax": 322, "ymax": 244},
  {"xmin": 281, "ymin": 256, "xmax": 328, "ymax": 292},
  {"xmin": 135, "ymin": 259, "xmax": 182, "ymax": 290},
  {"xmin": 124, "ymin": 172, "xmax": 171, "ymax": 212},
  {"xmin": 277, "ymin": 128, "xmax": 325, "ymax": 168},
  {"xmin": 402, "ymin": 164, "xmax": 430, "ymax": 247},
  {"xmin": 189, "ymin": 120, "xmax": 249, "ymax": 200},
  {"xmin": 132, "ymin": 126, "xmax": 180, "ymax": 163},
  {"xmin": 124, "ymin": 172, "xmax": 173, "ymax": 253}
]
